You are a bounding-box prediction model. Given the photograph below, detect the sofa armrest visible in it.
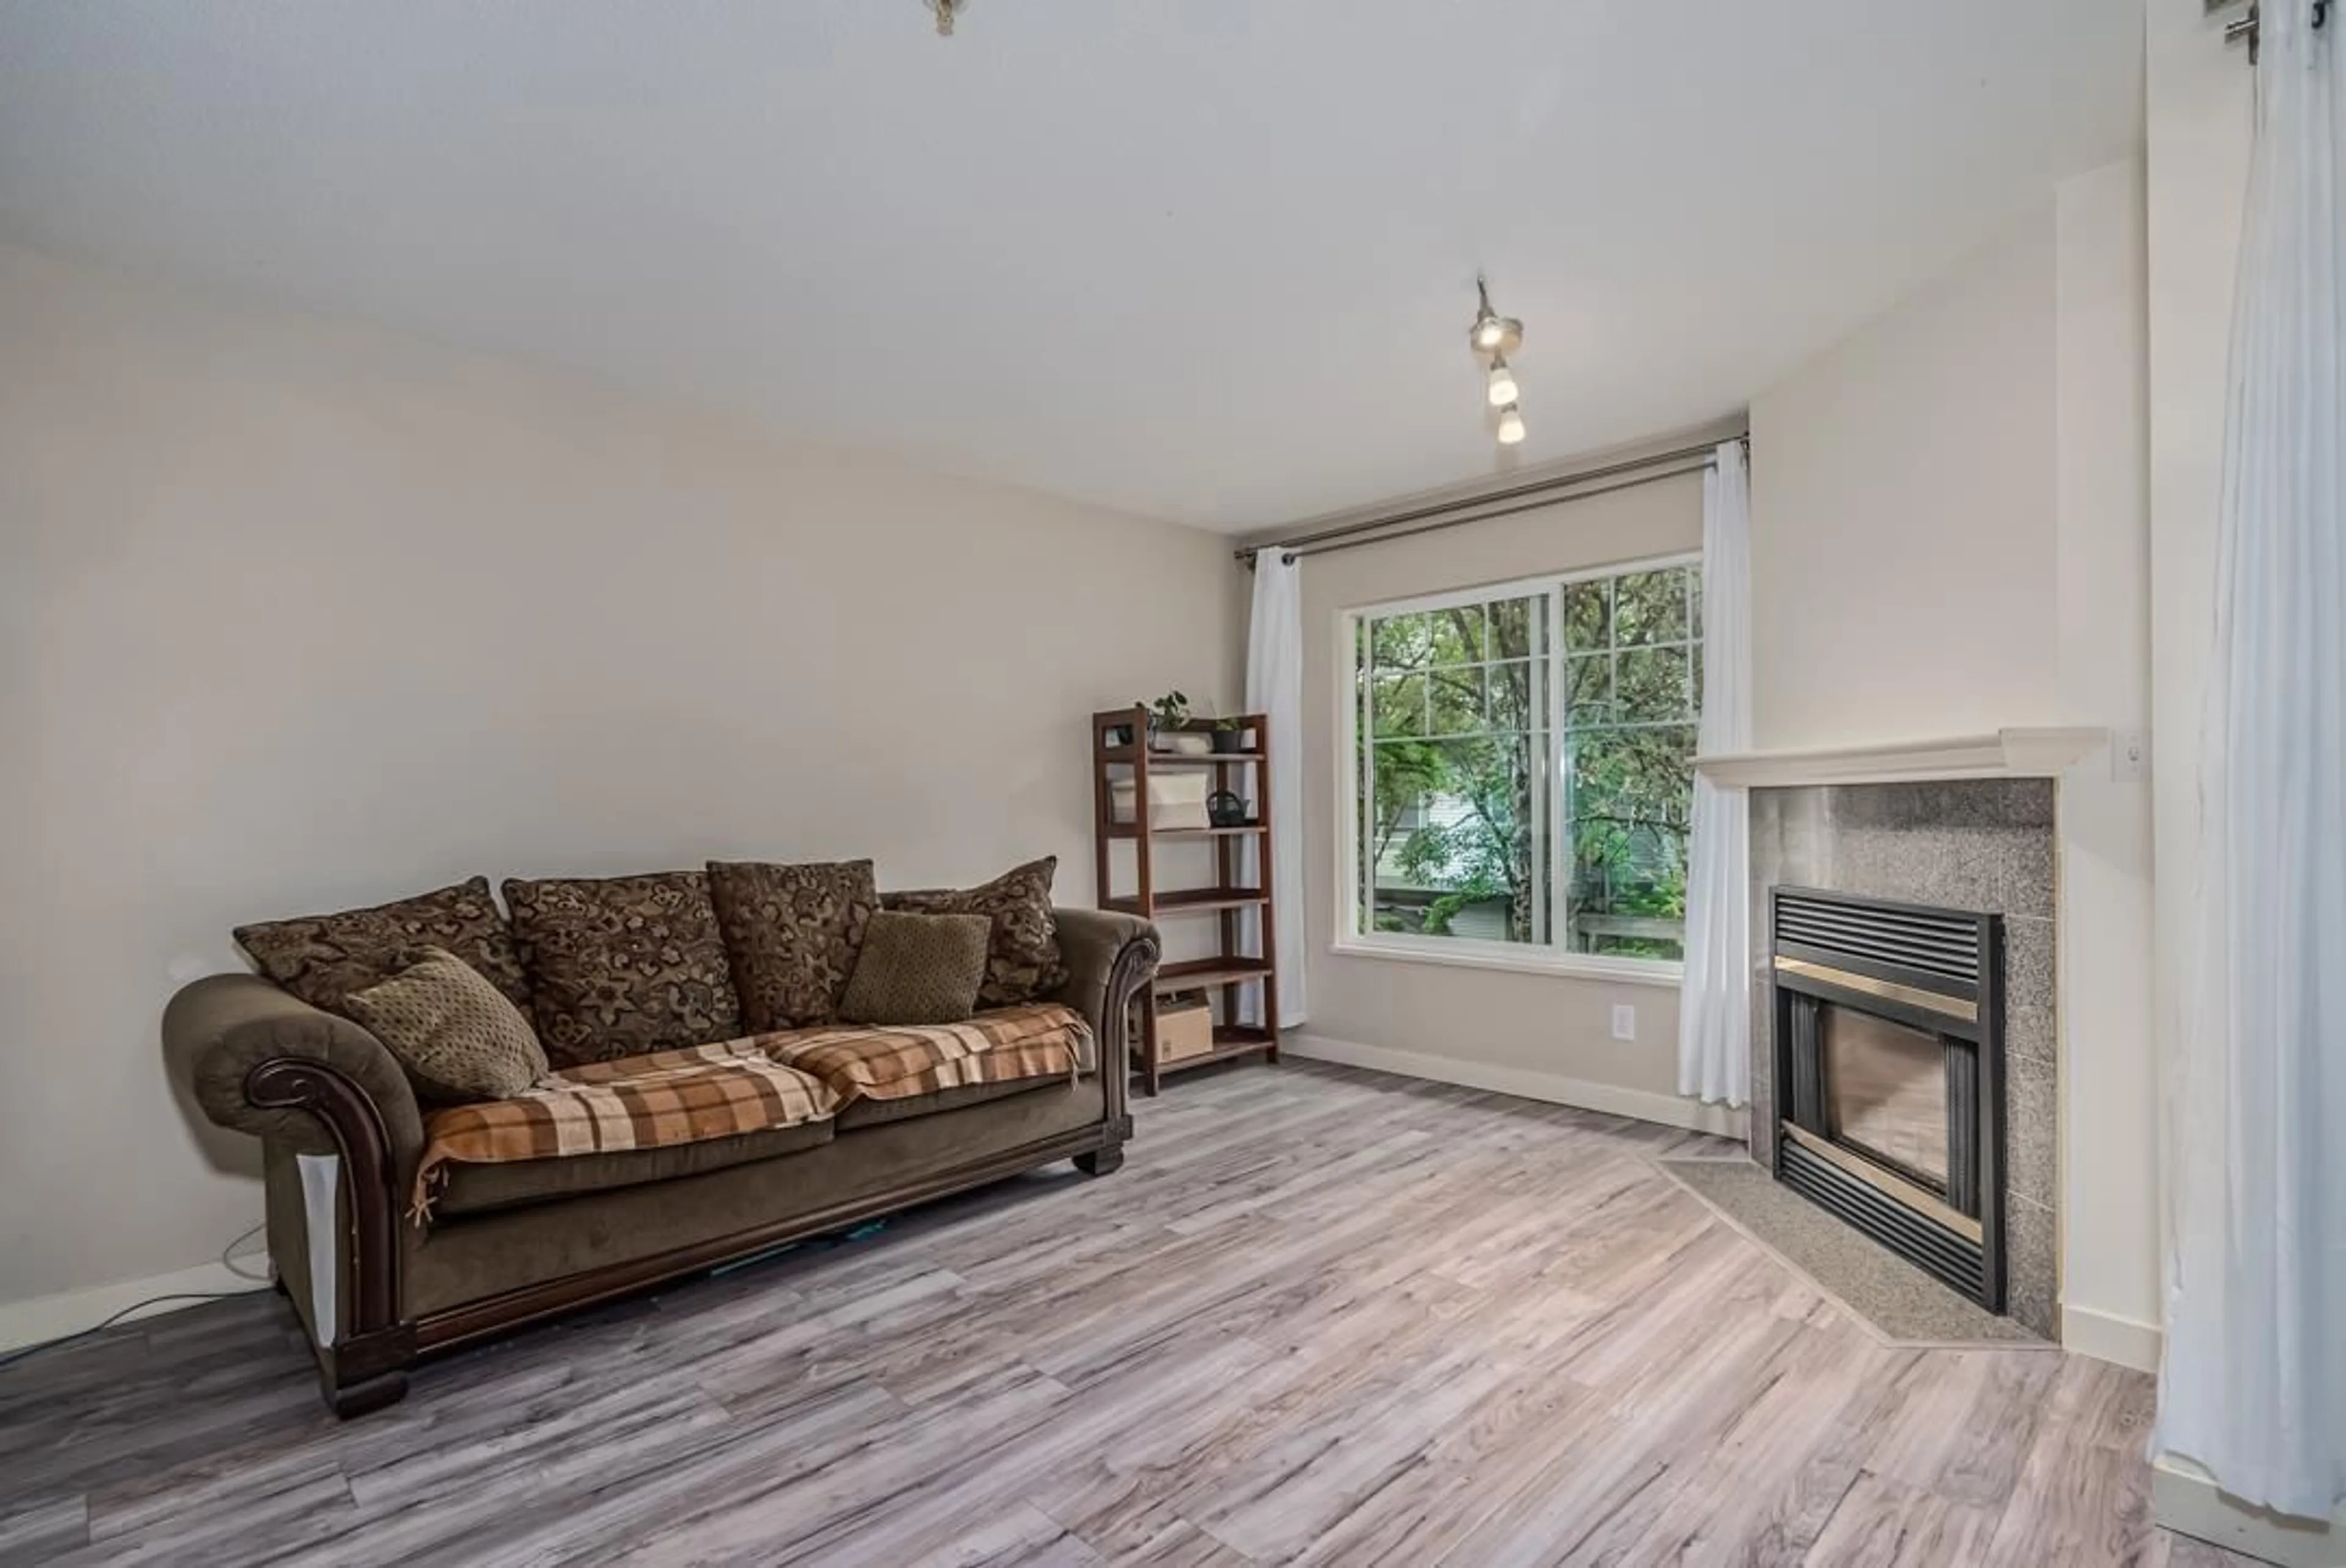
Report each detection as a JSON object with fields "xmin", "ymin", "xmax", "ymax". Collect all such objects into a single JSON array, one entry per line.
[
  {"xmin": 166, "ymin": 972, "xmax": 419, "ymax": 1406},
  {"xmin": 1047, "ymin": 908, "xmax": 1158, "ymax": 1101},
  {"xmin": 168, "ymin": 973, "xmax": 424, "ymax": 1169}
]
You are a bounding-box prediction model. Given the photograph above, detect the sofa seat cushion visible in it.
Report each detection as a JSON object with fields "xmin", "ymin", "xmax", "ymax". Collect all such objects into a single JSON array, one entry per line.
[
  {"xmin": 405, "ymin": 1074, "xmax": 1108, "ymax": 1318},
  {"xmin": 436, "ymin": 1118, "xmax": 835, "ymax": 1216},
  {"xmin": 763, "ymin": 1004, "xmax": 1095, "ymax": 1112},
  {"xmin": 834, "ymin": 1076, "xmax": 1061, "ymax": 1131},
  {"xmin": 413, "ymin": 1038, "xmax": 838, "ymax": 1220}
]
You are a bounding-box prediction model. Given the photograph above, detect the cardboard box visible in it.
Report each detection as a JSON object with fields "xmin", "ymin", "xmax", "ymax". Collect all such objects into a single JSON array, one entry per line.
[{"xmin": 1155, "ymin": 994, "xmax": 1214, "ymax": 1062}]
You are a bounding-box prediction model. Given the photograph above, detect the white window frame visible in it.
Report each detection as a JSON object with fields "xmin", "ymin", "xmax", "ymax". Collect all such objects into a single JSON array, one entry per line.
[{"xmin": 1332, "ymin": 554, "xmax": 1699, "ymax": 988}]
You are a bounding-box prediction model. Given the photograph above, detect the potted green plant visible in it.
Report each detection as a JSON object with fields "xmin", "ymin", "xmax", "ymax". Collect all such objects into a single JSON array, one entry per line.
[
  {"xmin": 1211, "ymin": 715, "xmax": 1249, "ymax": 754},
  {"xmin": 1146, "ymin": 691, "xmax": 1193, "ymax": 751}
]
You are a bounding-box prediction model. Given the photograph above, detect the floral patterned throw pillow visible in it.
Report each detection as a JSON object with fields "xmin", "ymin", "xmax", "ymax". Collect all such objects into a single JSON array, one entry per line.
[
  {"xmin": 706, "ymin": 859, "xmax": 879, "ymax": 1032},
  {"xmin": 502, "ymin": 870, "xmax": 742, "ymax": 1066},
  {"xmin": 235, "ymin": 875, "xmax": 530, "ymax": 1016}
]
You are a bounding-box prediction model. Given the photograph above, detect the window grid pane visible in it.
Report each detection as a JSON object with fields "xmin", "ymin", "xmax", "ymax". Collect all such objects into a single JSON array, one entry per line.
[
  {"xmin": 1356, "ymin": 594, "xmax": 1552, "ymax": 946},
  {"xmin": 1353, "ymin": 566, "xmax": 1695, "ymax": 964},
  {"xmin": 1559, "ymin": 563, "xmax": 1698, "ymax": 962}
]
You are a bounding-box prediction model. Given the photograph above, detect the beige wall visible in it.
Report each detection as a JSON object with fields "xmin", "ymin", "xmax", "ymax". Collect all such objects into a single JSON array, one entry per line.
[
  {"xmin": 2144, "ymin": 0, "xmax": 2247, "ymax": 1359},
  {"xmin": 1747, "ymin": 171, "xmax": 2162, "ymax": 1364},
  {"xmin": 1751, "ymin": 203, "xmax": 2062, "ymax": 749},
  {"xmin": 1292, "ymin": 469, "xmax": 1719, "ymax": 1121},
  {"xmin": 0, "ymin": 243, "xmax": 1243, "ymax": 1313},
  {"xmin": 2053, "ymin": 159, "xmax": 2162, "ymax": 1365}
]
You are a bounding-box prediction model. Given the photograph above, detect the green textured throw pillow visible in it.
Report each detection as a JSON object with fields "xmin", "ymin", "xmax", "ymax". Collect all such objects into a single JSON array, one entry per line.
[
  {"xmin": 836, "ymin": 911, "xmax": 992, "ymax": 1027},
  {"xmin": 345, "ymin": 946, "xmax": 550, "ymax": 1103},
  {"xmin": 883, "ymin": 855, "xmax": 1065, "ymax": 1007}
]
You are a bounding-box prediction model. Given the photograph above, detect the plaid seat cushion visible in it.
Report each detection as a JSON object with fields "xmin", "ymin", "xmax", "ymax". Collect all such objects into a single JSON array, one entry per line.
[
  {"xmin": 412, "ymin": 1039, "xmax": 838, "ymax": 1222},
  {"xmin": 762, "ymin": 1004, "xmax": 1094, "ymax": 1106}
]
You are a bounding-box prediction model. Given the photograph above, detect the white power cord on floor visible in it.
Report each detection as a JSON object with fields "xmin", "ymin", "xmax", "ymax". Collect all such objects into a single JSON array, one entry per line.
[
  {"xmin": 219, "ymin": 1220, "xmax": 271, "ymax": 1283},
  {"xmin": 0, "ymin": 1224, "xmax": 276, "ymax": 1373}
]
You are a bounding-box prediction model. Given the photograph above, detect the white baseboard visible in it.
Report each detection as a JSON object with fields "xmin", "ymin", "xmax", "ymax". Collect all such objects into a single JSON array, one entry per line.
[
  {"xmin": 2060, "ymin": 1302, "xmax": 2163, "ymax": 1373},
  {"xmin": 0, "ymin": 1260, "xmax": 272, "ymax": 1357},
  {"xmin": 2154, "ymin": 1454, "xmax": 2343, "ymax": 1568},
  {"xmin": 1285, "ymin": 1032, "xmax": 1749, "ymax": 1140}
]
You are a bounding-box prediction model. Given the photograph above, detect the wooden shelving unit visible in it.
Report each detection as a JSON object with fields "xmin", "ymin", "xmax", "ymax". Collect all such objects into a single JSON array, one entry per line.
[{"xmin": 1091, "ymin": 706, "xmax": 1281, "ymax": 1095}]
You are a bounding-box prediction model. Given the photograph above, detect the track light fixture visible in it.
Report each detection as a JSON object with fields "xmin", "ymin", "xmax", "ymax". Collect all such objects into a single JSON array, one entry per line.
[{"xmin": 1469, "ymin": 276, "xmax": 1526, "ymax": 446}]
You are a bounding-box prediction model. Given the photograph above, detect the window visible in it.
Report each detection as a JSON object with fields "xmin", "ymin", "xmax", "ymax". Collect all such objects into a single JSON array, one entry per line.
[{"xmin": 1345, "ymin": 557, "xmax": 1702, "ymax": 972}]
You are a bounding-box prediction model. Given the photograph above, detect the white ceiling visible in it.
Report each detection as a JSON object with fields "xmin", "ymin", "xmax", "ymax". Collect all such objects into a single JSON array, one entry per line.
[{"xmin": 0, "ymin": 2, "xmax": 2141, "ymax": 533}]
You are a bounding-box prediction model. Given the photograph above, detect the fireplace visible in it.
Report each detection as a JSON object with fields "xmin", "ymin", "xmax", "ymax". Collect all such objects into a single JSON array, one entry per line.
[{"xmin": 1770, "ymin": 886, "xmax": 2006, "ymax": 1311}]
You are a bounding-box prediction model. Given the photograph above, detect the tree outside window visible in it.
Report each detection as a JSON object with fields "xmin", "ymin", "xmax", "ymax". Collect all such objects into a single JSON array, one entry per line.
[{"xmin": 1353, "ymin": 560, "xmax": 1701, "ymax": 963}]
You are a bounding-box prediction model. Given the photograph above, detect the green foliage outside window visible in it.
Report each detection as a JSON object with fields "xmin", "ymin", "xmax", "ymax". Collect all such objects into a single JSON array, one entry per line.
[{"xmin": 1356, "ymin": 563, "xmax": 1701, "ymax": 960}]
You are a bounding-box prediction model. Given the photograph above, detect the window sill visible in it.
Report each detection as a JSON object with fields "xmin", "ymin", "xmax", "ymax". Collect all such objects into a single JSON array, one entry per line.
[{"xmin": 1328, "ymin": 937, "xmax": 1684, "ymax": 988}]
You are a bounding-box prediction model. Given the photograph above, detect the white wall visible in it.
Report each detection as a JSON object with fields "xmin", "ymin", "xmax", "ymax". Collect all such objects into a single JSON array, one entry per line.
[
  {"xmin": 1288, "ymin": 460, "xmax": 1742, "ymax": 1133},
  {"xmin": 1748, "ymin": 172, "xmax": 2163, "ymax": 1366},
  {"xmin": 1750, "ymin": 202, "xmax": 2061, "ymax": 751},
  {"xmin": 0, "ymin": 243, "xmax": 1243, "ymax": 1315},
  {"xmin": 2143, "ymin": 0, "xmax": 2247, "ymax": 1368},
  {"xmin": 2053, "ymin": 160, "xmax": 2163, "ymax": 1369}
]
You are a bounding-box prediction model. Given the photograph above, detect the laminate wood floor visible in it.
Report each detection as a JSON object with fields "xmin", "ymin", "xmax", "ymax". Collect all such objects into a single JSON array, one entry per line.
[{"xmin": 0, "ymin": 1062, "xmax": 2254, "ymax": 1567}]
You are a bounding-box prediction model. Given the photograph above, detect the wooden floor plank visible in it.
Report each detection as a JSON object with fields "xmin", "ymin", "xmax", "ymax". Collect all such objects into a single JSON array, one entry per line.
[
  {"xmin": 1801, "ymin": 1471, "xmax": 2004, "ymax": 1568},
  {"xmin": 0, "ymin": 1062, "xmax": 2260, "ymax": 1567}
]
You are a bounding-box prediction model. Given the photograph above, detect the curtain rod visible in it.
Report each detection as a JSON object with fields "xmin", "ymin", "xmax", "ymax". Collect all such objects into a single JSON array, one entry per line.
[{"xmin": 1235, "ymin": 434, "xmax": 1744, "ymax": 566}]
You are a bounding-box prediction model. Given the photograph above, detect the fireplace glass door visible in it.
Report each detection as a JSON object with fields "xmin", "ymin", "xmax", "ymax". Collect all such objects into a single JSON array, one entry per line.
[{"xmin": 1821, "ymin": 1004, "xmax": 1949, "ymax": 1192}]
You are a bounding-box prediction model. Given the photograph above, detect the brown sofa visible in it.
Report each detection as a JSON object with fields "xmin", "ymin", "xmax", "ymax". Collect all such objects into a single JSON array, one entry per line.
[{"xmin": 166, "ymin": 905, "xmax": 1158, "ymax": 1417}]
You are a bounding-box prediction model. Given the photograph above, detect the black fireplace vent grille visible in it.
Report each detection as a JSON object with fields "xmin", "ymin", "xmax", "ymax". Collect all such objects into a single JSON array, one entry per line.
[
  {"xmin": 1774, "ymin": 890, "xmax": 1981, "ymax": 985},
  {"xmin": 1780, "ymin": 1136, "xmax": 1986, "ymax": 1300}
]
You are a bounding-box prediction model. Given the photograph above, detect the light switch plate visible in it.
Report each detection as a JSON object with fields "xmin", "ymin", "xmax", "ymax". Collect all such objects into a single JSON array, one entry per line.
[
  {"xmin": 1610, "ymin": 1004, "xmax": 1637, "ymax": 1042},
  {"xmin": 2111, "ymin": 727, "xmax": 2150, "ymax": 782}
]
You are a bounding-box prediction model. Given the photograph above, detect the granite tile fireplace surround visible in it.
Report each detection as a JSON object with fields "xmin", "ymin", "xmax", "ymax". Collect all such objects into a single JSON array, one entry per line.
[{"xmin": 1748, "ymin": 779, "xmax": 2059, "ymax": 1338}]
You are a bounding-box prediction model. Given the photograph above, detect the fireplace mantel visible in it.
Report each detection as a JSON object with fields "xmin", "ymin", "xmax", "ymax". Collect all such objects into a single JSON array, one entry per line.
[{"xmin": 1695, "ymin": 727, "xmax": 2108, "ymax": 789}]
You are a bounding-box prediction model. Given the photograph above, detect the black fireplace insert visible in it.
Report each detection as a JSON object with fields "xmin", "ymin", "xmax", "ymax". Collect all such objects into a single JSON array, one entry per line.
[{"xmin": 1769, "ymin": 886, "xmax": 2006, "ymax": 1311}]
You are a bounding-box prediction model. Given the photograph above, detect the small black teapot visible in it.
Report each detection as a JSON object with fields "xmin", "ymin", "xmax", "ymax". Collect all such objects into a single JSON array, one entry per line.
[{"xmin": 1207, "ymin": 790, "xmax": 1251, "ymax": 828}]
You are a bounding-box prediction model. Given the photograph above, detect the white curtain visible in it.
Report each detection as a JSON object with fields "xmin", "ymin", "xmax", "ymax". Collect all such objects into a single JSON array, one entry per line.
[
  {"xmin": 2160, "ymin": 1, "xmax": 2346, "ymax": 1521},
  {"xmin": 1677, "ymin": 440, "xmax": 1753, "ymax": 1105},
  {"xmin": 1241, "ymin": 551, "xmax": 1307, "ymax": 1027}
]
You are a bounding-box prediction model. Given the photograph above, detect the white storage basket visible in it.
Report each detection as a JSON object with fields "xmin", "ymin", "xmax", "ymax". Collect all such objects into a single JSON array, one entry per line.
[{"xmin": 1109, "ymin": 772, "xmax": 1210, "ymax": 831}]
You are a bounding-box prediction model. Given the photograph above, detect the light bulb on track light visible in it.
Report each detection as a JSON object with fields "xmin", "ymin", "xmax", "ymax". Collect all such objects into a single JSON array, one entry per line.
[
  {"xmin": 1486, "ymin": 353, "xmax": 1519, "ymax": 408},
  {"xmin": 1466, "ymin": 276, "xmax": 1523, "ymax": 357}
]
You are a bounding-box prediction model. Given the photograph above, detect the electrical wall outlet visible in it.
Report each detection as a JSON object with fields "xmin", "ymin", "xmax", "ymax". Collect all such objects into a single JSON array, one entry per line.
[
  {"xmin": 2111, "ymin": 727, "xmax": 2150, "ymax": 782},
  {"xmin": 1610, "ymin": 1003, "xmax": 1637, "ymax": 1043}
]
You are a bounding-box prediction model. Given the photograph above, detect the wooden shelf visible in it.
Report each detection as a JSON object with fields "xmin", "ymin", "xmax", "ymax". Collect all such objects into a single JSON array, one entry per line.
[
  {"xmin": 1105, "ymin": 822, "xmax": 1264, "ymax": 839},
  {"xmin": 1100, "ymin": 748, "xmax": 1265, "ymax": 768},
  {"xmin": 1102, "ymin": 888, "xmax": 1268, "ymax": 917},
  {"xmin": 1155, "ymin": 957, "xmax": 1273, "ymax": 991},
  {"xmin": 1091, "ymin": 705, "xmax": 1281, "ymax": 1096}
]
